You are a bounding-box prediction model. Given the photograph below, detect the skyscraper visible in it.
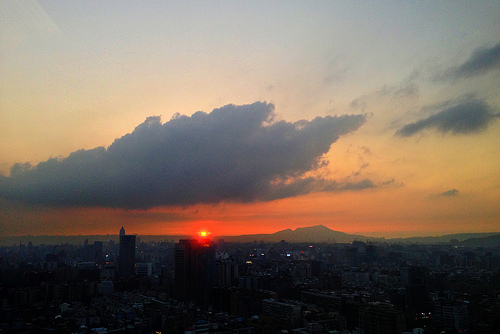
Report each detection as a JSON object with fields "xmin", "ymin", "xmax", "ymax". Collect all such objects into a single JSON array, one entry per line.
[
  {"xmin": 118, "ymin": 227, "xmax": 136, "ymax": 279},
  {"xmin": 174, "ymin": 238, "xmax": 216, "ymax": 307}
]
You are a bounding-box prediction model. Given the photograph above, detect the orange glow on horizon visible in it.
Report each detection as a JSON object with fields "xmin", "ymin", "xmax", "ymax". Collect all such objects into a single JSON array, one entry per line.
[{"xmin": 3, "ymin": 191, "xmax": 499, "ymax": 238}]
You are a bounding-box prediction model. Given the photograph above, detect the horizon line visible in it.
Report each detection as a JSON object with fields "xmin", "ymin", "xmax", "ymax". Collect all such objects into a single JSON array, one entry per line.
[{"xmin": 2, "ymin": 227, "xmax": 499, "ymax": 240}]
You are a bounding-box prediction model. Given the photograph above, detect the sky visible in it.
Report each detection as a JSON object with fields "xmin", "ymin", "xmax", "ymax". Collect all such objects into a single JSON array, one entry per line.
[{"xmin": 1, "ymin": 1, "xmax": 499, "ymax": 238}]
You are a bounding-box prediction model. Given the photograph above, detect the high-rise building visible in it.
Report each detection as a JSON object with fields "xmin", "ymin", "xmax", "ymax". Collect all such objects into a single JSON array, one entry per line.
[
  {"xmin": 401, "ymin": 265, "xmax": 430, "ymax": 313},
  {"xmin": 359, "ymin": 302, "xmax": 406, "ymax": 334},
  {"xmin": 118, "ymin": 227, "xmax": 136, "ymax": 279},
  {"xmin": 174, "ymin": 238, "xmax": 216, "ymax": 307},
  {"xmin": 431, "ymin": 301, "xmax": 469, "ymax": 332}
]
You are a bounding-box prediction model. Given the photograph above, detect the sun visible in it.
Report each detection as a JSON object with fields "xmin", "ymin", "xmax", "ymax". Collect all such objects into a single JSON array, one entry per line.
[{"xmin": 198, "ymin": 230, "xmax": 210, "ymax": 238}]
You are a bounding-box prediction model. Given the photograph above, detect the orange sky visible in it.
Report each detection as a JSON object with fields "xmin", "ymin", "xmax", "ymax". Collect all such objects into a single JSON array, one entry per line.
[{"xmin": 1, "ymin": 1, "xmax": 500, "ymax": 238}]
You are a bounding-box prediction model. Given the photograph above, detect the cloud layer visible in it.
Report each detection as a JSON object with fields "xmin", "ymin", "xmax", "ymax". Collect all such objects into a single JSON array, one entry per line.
[
  {"xmin": 396, "ymin": 98, "xmax": 498, "ymax": 137},
  {"xmin": 0, "ymin": 102, "xmax": 367, "ymax": 209}
]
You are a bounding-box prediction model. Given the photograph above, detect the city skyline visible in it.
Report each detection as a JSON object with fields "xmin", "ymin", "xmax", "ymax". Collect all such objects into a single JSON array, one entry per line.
[{"xmin": 1, "ymin": 1, "xmax": 500, "ymax": 238}]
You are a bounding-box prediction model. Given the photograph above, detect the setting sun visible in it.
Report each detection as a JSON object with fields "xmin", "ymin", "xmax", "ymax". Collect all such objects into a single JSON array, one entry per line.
[{"xmin": 198, "ymin": 230, "xmax": 210, "ymax": 238}]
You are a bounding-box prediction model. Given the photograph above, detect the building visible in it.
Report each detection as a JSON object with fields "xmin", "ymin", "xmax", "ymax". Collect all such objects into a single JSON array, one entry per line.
[
  {"xmin": 174, "ymin": 238, "xmax": 216, "ymax": 307},
  {"xmin": 301, "ymin": 290, "xmax": 342, "ymax": 313},
  {"xmin": 358, "ymin": 302, "xmax": 406, "ymax": 334},
  {"xmin": 262, "ymin": 299, "xmax": 302, "ymax": 325},
  {"xmin": 216, "ymin": 259, "xmax": 238, "ymax": 287},
  {"xmin": 401, "ymin": 266, "xmax": 430, "ymax": 313},
  {"xmin": 118, "ymin": 227, "xmax": 136, "ymax": 279},
  {"xmin": 136, "ymin": 262, "xmax": 152, "ymax": 277},
  {"xmin": 431, "ymin": 301, "xmax": 469, "ymax": 332}
]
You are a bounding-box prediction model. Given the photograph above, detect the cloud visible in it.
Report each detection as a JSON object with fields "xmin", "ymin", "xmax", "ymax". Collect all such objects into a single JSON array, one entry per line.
[
  {"xmin": 265, "ymin": 177, "xmax": 376, "ymax": 201},
  {"xmin": 395, "ymin": 98, "xmax": 499, "ymax": 137},
  {"xmin": 349, "ymin": 83, "xmax": 419, "ymax": 114},
  {"xmin": 0, "ymin": 102, "xmax": 367, "ymax": 209},
  {"xmin": 377, "ymin": 84, "xmax": 419, "ymax": 98},
  {"xmin": 446, "ymin": 42, "xmax": 500, "ymax": 79},
  {"xmin": 440, "ymin": 189, "xmax": 459, "ymax": 197},
  {"xmin": 324, "ymin": 67, "xmax": 349, "ymax": 85}
]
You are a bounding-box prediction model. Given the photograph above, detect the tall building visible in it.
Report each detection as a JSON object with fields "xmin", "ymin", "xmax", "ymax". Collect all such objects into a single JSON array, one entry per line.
[
  {"xmin": 215, "ymin": 259, "xmax": 238, "ymax": 287},
  {"xmin": 359, "ymin": 302, "xmax": 406, "ymax": 334},
  {"xmin": 431, "ymin": 301, "xmax": 469, "ymax": 332},
  {"xmin": 118, "ymin": 227, "xmax": 136, "ymax": 279},
  {"xmin": 401, "ymin": 265, "xmax": 430, "ymax": 313},
  {"xmin": 174, "ymin": 238, "xmax": 216, "ymax": 307}
]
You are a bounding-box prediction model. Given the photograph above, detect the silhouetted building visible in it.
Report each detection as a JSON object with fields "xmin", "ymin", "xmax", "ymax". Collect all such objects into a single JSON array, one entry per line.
[
  {"xmin": 262, "ymin": 298, "xmax": 302, "ymax": 325},
  {"xmin": 136, "ymin": 262, "xmax": 152, "ymax": 276},
  {"xmin": 174, "ymin": 238, "xmax": 216, "ymax": 307},
  {"xmin": 401, "ymin": 265, "xmax": 430, "ymax": 313},
  {"xmin": 346, "ymin": 247, "xmax": 360, "ymax": 266},
  {"xmin": 301, "ymin": 290, "xmax": 342, "ymax": 313},
  {"xmin": 431, "ymin": 301, "xmax": 469, "ymax": 332},
  {"xmin": 366, "ymin": 244, "xmax": 378, "ymax": 263},
  {"xmin": 359, "ymin": 302, "xmax": 406, "ymax": 334},
  {"xmin": 321, "ymin": 272, "xmax": 342, "ymax": 290},
  {"xmin": 216, "ymin": 259, "xmax": 238, "ymax": 287},
  {"xmin": 83, "ymin": 241, "xmax": 104, "ymax": 263},
  {"xmin": 311, "ymin": 259, "xmax": 322, "ymax": 277},
  {"xmin": 345, "ymin": 300, "xmax": 364, "ymax": 330},
  {"xmin": 118, "ymin": 227, "xmax": 136, "ymax": 279}
]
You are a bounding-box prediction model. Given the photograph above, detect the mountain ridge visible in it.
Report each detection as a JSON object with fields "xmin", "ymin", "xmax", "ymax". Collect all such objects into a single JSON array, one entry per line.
[
  {"xmin": 222, "ymin": 225, "xmax": 374, "ymax": 243},
  {"xmin": 220, "ymin": 225, "xmax": 500, "ymax": 245}
]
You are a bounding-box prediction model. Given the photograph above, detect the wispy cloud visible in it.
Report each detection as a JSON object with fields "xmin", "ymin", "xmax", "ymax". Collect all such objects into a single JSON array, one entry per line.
[
  {"xmin": 439, "ymin": 189, "xmax": 459, "ymax": 197},
  {"xmin": 0, "ymin": 102, "xmax": 369, "ymax": 209},
  {"xmin": 395, "ymin": 98, "xmax": 498, "ymax": 137},
  {"xmin": 442, "ymin": 42, "xmax": 500, "ymax": 79}
]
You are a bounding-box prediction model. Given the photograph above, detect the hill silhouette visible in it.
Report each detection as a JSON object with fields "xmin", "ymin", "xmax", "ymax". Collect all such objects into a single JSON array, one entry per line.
[
  {"xmin": 222, "ymin": 225, "xmax": 371, "ymax": 243},
  {"xmin": 459, "ymin": 234, "xmax": 500, "ymax": 248}
]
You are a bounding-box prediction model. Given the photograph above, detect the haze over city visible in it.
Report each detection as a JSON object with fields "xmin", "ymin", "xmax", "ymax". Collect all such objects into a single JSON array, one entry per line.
[{"xmin": 1, "ymin": 1, "xmax": 500, "ymax": 238}]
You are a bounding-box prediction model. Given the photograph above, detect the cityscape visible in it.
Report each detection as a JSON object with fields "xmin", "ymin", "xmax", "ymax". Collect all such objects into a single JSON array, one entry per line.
[{"xmin": 1, "ymin": 226, "xmax": 499, "ymax": 333}]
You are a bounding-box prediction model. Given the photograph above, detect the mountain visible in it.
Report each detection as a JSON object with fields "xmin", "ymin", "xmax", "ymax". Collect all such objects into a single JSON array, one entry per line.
[
  {"xmin": 221, "ymin": 225, "xmax": 371, "ymax": 243},
  {"xmin": 386, "ymin": 232, "xmax": 500, "ymax": 245},
  {"xmin": 459, "ymin": 234, "xmax": 500, "ymax": 248},
  {"xmin": 220, "ymin": 226, "xmax": 500, "ymax": 245}
]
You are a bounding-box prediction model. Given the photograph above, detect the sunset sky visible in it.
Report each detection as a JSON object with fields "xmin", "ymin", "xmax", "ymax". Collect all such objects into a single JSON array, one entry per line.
[{"xmin": 1, "ymin": 1, "xmax": 499, "ymax": 238}]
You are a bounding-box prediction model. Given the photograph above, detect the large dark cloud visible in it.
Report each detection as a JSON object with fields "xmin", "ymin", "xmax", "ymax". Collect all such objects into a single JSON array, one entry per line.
[
  {"xmin": 445, "ymin": 42, "xmax": 500, "ymax": 79},
  {"xmin": 0, "ymin": 102, "xmax": 369, "ymax": 209},
  {"xmin": 395, "ymin": 98, "xmax": 498, "ymax": 137}
]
